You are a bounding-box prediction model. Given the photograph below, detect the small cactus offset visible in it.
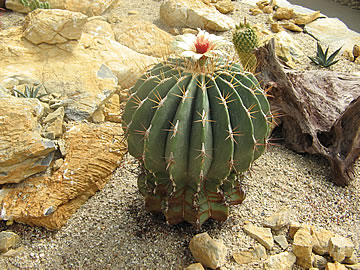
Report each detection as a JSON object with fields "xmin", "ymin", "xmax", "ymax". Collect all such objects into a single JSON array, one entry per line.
[
  {"xmin": 232, "ymin": 19, "xmax": 259, "ymax": 72},
  {"xmin": 20, "ymin": 0, "xmax": 50, "ymax": 10},
  {"xmin": 122, "ymin": 30, "xmax": 273, "ymax": 227}
]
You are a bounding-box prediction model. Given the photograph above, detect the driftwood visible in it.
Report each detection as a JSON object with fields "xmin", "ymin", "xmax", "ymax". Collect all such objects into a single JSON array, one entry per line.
[{"xmin": 255, "ymin": 39, "xmax": 360, "ymax": 186}]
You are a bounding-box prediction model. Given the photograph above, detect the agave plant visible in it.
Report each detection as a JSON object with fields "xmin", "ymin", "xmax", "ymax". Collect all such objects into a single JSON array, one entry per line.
[
  {"xmin": 122, "ymin": 29, "xmax": 273, "ymax": 227},
  {"xmin": 20, "ymin": 0, "xmax": 51, "ymax": 10},
  {"xmin": 308, "ymin": 42, "xmax": 342, "ymax": 68},
  {"xmin": 13, "ymin": 84, "xmax": 48, "ymax": 99}
]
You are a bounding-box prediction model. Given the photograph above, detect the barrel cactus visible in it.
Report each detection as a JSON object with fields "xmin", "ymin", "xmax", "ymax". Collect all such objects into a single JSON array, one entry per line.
[
  {"xmin": 232, "ymin": 19, "xmax": 259, "ymax": 72},
  {"xmin": 122, "ymin": 29, "xmax": 272, "ymax": 227}
]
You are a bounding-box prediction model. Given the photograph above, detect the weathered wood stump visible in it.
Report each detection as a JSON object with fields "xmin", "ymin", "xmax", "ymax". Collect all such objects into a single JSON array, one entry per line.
[{"xmin": 255, "ymin": 39, "xmax": 360, "ymax": 186}]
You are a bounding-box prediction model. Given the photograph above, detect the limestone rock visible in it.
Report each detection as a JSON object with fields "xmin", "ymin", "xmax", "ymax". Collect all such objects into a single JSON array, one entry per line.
[
  {"xmin": 243, "ymin": 224, "xmax": 274, "ymax": 250},
  {"xmin": 311, "ymin": 228, "xmax": 335, "ymax": 255},
  {"xmin": 273, "ymin": 7, "xmax": 295, "ymax": 20},
  {"xmin": 264, "ymin": 251, "xmax": 296, "ymax": 270},
  {"xmin": 64, "ymin": 0, "xmax": 115, "ymax": 16},
  {"xmin": 250, "ymin": 7, "xmax": 263, "ymax": 15},
  {"xmin": 281, "ymin": 22, "xmax": 303, "ymax": 32},
  {"xmin": 263, "ymin": 208, "xmax": 293, "ymax": 230},
  {"xmin": 5, "ymin": 0, "xmax": 116, "ymax": 16},
  {"xmin": 112, "ymin": 18, "xmax": 173, "ymax": 58},
  {"xmin": 274, "ymin": 235, "xmax": 289, "ymax": 249},
  {"xmin": 233, "ymin": 244, "xmax": 268, "ymax": 265},
  {"xmin": 293, "ymin": 225, "xmax": 314, "ymax": 269},
  {"xmin": 305, "ymin": 18, "xmax": 360, "ymax": 52},
  {"xmin": 253, "ymin": 244, "xmax": 268, "ymax": 259},
  {"xmin": 326, "ymin": 262, "xmax": 347, "ymax": 270},
  {"xmin": 0, "ymin": 231, "xmax": 20, "ymax": 253},
  {"xmin": 0, "ymin": 25, "xmax": 158, "ymax": 120},
  {"xmin": 343, "ymin": 251, "xmax": 358, "ymax": 264},
  {"xmin": 44, "ymin": 107, "xmax": 65, "ymax": 124},
  {"xmin": 328, "ymin": 235, "xmax": 355, "ymax": 262},
  {"xmin": 289, "ymin": 221, "xmax": 301, "ymax": 238},
  {"xmin": 293, "ymin": 11, "xmax": 321, "ymax": 25},
  {"xmin": 184, "ymin": 263, "xmax": 205, "ymax": 270},
  {"xmin": 23, "ymin": 9, "xmax": 88, "ymax": 45},
  {"xmin": 44, "ymin": 117, "xmax": 64, "ymax": 139},
  {"xmin": 0, "ymin": 97, "xmax": 56, "ymax": 184},
  {"xmin": 271, "ymin": 23, "xmax": 283, "ymax": 33},
  {"xmin": 214, "ymin": 0, "xmax": 234, "ymax": 14},
  {"xmin": 160, "ymin": 0, "xmax": 235, "ymax": 31},
  {"xmin": 233, "ymin": 251, "xmax": 254, "ymax": 265},
  {"xmin": 0, "ymin": 122, "xmax": 126, "ymax": 229},
  {"xmin": 261, "ymin": 30, "xmax": 304, "ymax": 67},
  {"xmin": 189, "ymin": 232, "xmax": 228, "ymax": 270},
  {"xmin": 83, "ymin": 18, "xmax": 115, "ymax": 40},
  {"xmin": 313, "ymin": 254, "xmax": 328, "ymax": 270},
  {"xmin": 1, "ymin": 246, "xmax": 25, "ymax": 257},
  {"xmin": 346, "ymin": 264, "xmax": 360, "ymax": 270}
]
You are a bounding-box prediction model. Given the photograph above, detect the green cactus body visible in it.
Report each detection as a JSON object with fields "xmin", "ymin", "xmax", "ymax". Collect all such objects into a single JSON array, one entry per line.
[
  {"xmin": 232, "ymin": 22, "xmax": 259, "ymax": 72},
  {"xmin": 123, "ymin": 58, "xmax": 272, "ymax": 227}
]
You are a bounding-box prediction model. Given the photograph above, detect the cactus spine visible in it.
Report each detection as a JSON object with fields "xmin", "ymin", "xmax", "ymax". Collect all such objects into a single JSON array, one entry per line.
[
  {"xmin": 232, "ymin": 19, "xmax": 259, "ymax": 72},
  {"xmin": 123, "ymin": 57, "xmax": 272, "ymax": 228}
]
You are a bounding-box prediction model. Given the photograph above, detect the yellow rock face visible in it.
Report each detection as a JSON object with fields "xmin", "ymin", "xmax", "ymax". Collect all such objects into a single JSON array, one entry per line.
[
  {"xmin": 0, "ymin": 122, "xmax": 126, "ymax": 230},
  {"xmin": 0, "ymin": 97, "xmax": 56, "ymax": 184}
]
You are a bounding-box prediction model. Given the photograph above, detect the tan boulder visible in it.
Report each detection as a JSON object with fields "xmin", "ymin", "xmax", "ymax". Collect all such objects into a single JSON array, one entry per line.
[
  {"xmin": 263, "ymin": 5, "xmax": 274, "ymax": 14},
  {"xmin": 263, "ymin": 208, "xmax": 293, "ymax": 230},
  {"xmin": 293, "ymin": 225, "xmax": 314, "ymax": 269},
  {"xmin": 64, "ymin": 0, "xmax": 116, "ymax": 16},
  {"xmin": 256, "ymin": 0, "xmax": 270, "ymax": 10},
  {"xmin": 304, "ymin": 17, "xmax": 360, "ymax": 52},
  {"xmin": 281, "ymin": 22, "xmax": 303, "ymax": 32},
  {"xmin": 271, "ymin": 23, "xmax": 283, "ymax": 33},
  {"xmin": 0, "ymin": 97, "xmax": 56, "ymax": 184},
  {"xmin": 233, "ymin": 245, "xmax": 268, "ymax": 265},
  {"xmin": 214, "ymin": 0, "xmax": 234, "ymax": 14},
  {"xmin": 0, "ymin": 231, "xmax": 20, "ymax": 253},
  {"xmin": 189, "ymin": 232, "xmax": 228, "ymax": 270},
  {"xmin": 264, "ymin": 252, "xmax": 296, "ymax": 270},
  {"xmin": 23, "ymin": 9, "xmax": 88, "ymax": 45},
  {"xmin": 250, "ymin": 7, "xmax": 263, "ymax": 16},
  {"xmin": 261, "ymin": 30, "xmax": 304, "ymax": 67},
  {"xmin": 184, "ymin": 263, "xmax": 205, "ymax": 270},
  {"xmin": 293, "ymin": 11, "xmax": 321, "ymax": 25},
  {"xmin": 112, "ymin": 18, "xmax": 173, "ymax": 58},
  {"xmin": 0, "ymin": 122, "xmax": 126, "ymax": 229},
  {"xmin": 0, "ymin": 24, "xmax": 158, "ymax": 121},
  {"xmin": 160, "ymin": 0, "xmax": 235, "ymax": 31},
  {"xmin": 346, "ymin": 263, "xmax": 360, "ymax": 270},
  {"xmin": 243, "ymin": 223, "xmax": 274, "ymax": 250},
  {"xmin": 326, "ymin": 262, "xmax": 347, "ymax": 270},
  {"xmin": 328, "ymin": 235, "xmax": 355, "ymax": 262},
  {"xmin": 311, "ymin": 227, "xmax": 335, "ymax": 255},
  {"xmin": 83, "ymin": 18, "xmax": 115, "ymax": 40},
  {"xmin": 273, "ymin": 7, "xmax": 295, "ymax": 20},
  {"xmin": 5, "ymin": 0, "xmax": 116, "ymax": 16}
]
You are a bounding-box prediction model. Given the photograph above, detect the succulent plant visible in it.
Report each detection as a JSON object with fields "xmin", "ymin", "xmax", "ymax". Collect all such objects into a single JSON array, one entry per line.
[
  {"xmin": 122, "ymin": 30, "xmax": 272, "ymax": 227},
  {"xmin": 308, "ymin": 42, "xmax": 342, "ymax": 68},
  {"xmin": 232, "ymin": 19, "xmax": 259, "ymax": 72},
  {"xmin": 20, "ymin": 0, "xmax": 50, "ymax": 10},
  {"xmin": 13, "ymin": 84, "xmax": 48, "ymax": 99}
]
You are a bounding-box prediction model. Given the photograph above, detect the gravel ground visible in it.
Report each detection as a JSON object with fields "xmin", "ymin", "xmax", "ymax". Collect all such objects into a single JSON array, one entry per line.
[{"xmin": 0, "ymin": 1, "xmax": 359, "ymax": 269}]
